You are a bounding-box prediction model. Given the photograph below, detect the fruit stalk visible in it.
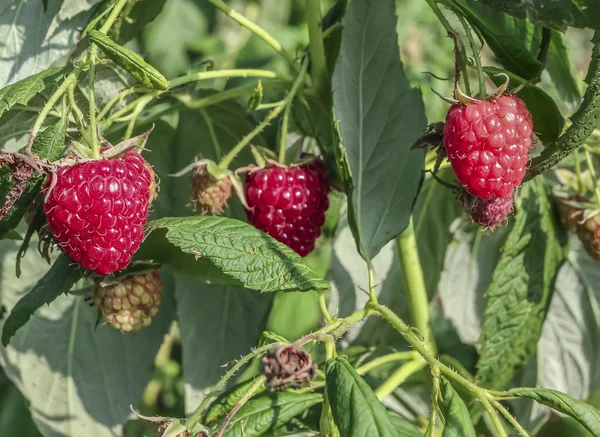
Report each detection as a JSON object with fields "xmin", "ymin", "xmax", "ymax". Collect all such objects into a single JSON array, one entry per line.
[
  {"xmin": 374, "ymin": 359, "xmax": 426, "ymax": 400},
  {"xmin": 395, "ymin": 218, "xmax": 436, "ymax": 353},
  {"xmin": 88, "ymin": 44, "xmax": 100, "ymax": 157},
  {"xmin": 218, "ymin": 63, "xmax": 308, "ymax": 169},
  {"xmin": 207, "ymin": 0, "xmax": 300, "ymax": 72}
]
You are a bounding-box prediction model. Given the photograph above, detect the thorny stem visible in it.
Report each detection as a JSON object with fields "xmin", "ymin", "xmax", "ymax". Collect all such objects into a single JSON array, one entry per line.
[
  {"xmin": 491, "ymin": 399, "xmax": 530, "ymax": 437},
  {"xmin": 278, "ymin": 97, "xmax": 292, "ymax": 162},
  {"xmin": 320, "ymin": 336, "xmax": 338, "ymax": 437},
  {"xmin": 99, "ymin": 0, "xmax": 130, "ymax": 34},
  {"xmin": 185, "ymin": 343, "xmax": 275, "ymax": 430},
  {"xmin": 97, "ymin": 87, "xmax": 145, "ymax": 121},
  {"xmin": 585, "ymin": 148, "xmax": 600, "ymax": 207},
  {"xmin": 425, "ymin": 364, "xmax": 440, "ymax": 437},
  {"xmin": 168, "ymin": 69, "xmax": 287, "ymax": 88},
  {"xmin": 306, "ymin": 0, "xmax": 329, "ymax": 97},
  {"xmin": 374, "ymin": 359, "xmax": 426, "ymax": 400},
  {"xmin": 396, "ymin": 218, "xmax": 436, "ymax": 353},
  {"xmin": 216, "ymin": 376, "xmax": 267, "ymax": 437},
  {"xmin": 354, "ymin": 351, "xmax": 419, "ymax": 375},
  {"xmin": 458, "ymin": 14, "xmax": 486, "ymax": 98},
  {"xmin": 218, "ymin": 63, "xmax": 308, "ymax": 169},
  {"xmin": 207, "ymin": 0, "xmax": 300, "ymax": 72},
  {"xmin": 367, "ymin": 263, "xmax": 378, "ymax": 304},
  {"xmin": 318, "ymin": 290, "xmax": 335, "ymax": 324},
  {"xmin": 68, "ymin": 84, "xmax": 93, "ymax": 146}
]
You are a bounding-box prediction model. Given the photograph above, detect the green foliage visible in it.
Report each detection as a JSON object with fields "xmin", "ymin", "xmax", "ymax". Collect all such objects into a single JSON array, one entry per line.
[
  {"xmin": 476, "ymin": 179, "xmax": 568, "ymax": 389},
  {"xmin": 476, "ymin": 0, "xmax": 600, "ymax": 31},
  {"xmin": 0, "ymin": 68, "xmax": 61, "ymax": 118},
  {"xmin": 388, "ymin": 413, "xmax": 423, "ymax": 436},
  {"xmin": 326, "ymin": 358, "xmax": 398, "ymax": 437},
  {"xmin": 89, "ymin": 30, "xmax": 169, "ymax": 90},
  {"xmin": 0, "ymin": 116, "xmax": 67, "ymax": 239},
  {"xmin": 333, "ymin": 0, "xmax": 426, "ymax": 261},
  {"xmin": 509, "ymin": 388, "xmax": 600, "ymax": 434},
  {"xmin": 117, "ymin": 0, "xmax": 167, "ymax": 43},
  {"xmin": 1, "ymin": 255, "xmax": 80, "ymax": 346},
  {"xmin": 147, "ymin": 216, "xmax": 330, "ymax": 293},
  {"xmin": 547, "ymin": 31, "xmax": 581, "ymax": 105},
  {"xmin": 440, "ymin": 378, "xmax": 477, "ymax": 437},
  {"xmin": 449, "ymin": 0, "xmax": 544, "ymax": 81},
  {"xmin": 220, "ymin": 391, "xmax": 322, "ymax": 437}
]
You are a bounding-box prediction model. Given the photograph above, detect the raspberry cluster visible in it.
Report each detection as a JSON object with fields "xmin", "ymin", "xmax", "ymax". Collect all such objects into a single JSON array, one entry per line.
[
  {"xmin": 244, "ymin": 160, "xmax": 330, "ymax": 256},
  {"xmin": 44, "ymin": 151, "xmax": 153, "ymax": 275}
]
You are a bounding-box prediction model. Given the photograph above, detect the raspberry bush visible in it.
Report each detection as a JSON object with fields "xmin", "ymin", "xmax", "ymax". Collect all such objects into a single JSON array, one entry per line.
[{"xmin": 0, "ymin": 1, "xmax": 599, "ymax": 437}]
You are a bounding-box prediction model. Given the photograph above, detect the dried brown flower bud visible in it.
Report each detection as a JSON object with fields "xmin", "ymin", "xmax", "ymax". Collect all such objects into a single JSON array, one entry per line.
[{"xmin": 260, "ymin": 344, "xmax": 317, "ymax": 389}]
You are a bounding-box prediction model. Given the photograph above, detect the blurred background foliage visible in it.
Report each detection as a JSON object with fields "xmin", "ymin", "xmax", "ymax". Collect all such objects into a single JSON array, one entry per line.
[{"xmin": 0, "ymin": 0, "xmax": 596, "ymax": 436}]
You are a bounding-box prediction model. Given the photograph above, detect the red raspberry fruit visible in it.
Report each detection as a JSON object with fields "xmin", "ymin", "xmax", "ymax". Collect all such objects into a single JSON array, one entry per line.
[
  {"xmin": 244, "ymin": 160, "xmax": 330, "ymax": 257},
  {"xmin": 43, "ymin": 151, "xmax": 153, "ymax": 276},
  {"xmin": 459, "ymin": 189, "xmax": 514, "ymax": 229},
  {"xmin": 443, "ymin": 95, "xmax": 533, "ymax": 199}
]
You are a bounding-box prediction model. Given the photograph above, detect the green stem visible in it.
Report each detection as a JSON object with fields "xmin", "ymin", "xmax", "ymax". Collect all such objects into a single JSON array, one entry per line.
[
  {"xmin": 68, "ymin": 84, "xmax": 94, "ymax": 146},
  {"xmin": 216, "ymin": 376, "xmax": 266, "ymax": 437},
  {"xmin": 88, "ymin": 45, "xmax": 100, "ymax": 157},
  {"xmin": 180, "ymin": 80, "xmax": 292, "ymax": 110},
  {"xmin": 491, "ymin": 399, "xmax": 530, "ymax": 437},
  {"xmin": 99, "ymin": 0, "xmax": 131, "ymax": 34},
  {"xmin": 218, "ymin": 63, "xmax": 308, "ymax": 169},
  {"xmin": 320, "ymin": 337, "xmax": 339, "ymax": 437},
  {"xmin": 355, "ymin": 351, "xmax": 419, "ymax": 375},
  {"xmin": 278, "ymin": 98, "xmax": 292, "ymax": 162},
  {"xmin": 396, "ymin": 218, "xmax": 436, "ymax": 353},
  {"xmin": 123, "ymin": 95, "xmax": 153, "ymax": 140},
  {"xmin": 305, "ymin": 0, "xmax": 328, "ymax": 96},
  {"xmin": 97, "ymin": 87, "xmax": 144, "ymax": 121},
  {"xmin": 425, "ymin": 364, "xmax": 440, "ymax": 437},
  {"xmin": 185, "ymin": 343, "xmax": 275, "ymax": 430},
  {"xmin": 168, "ymin": 69, "xmax": 286, "ymax": 88},
  {"xmin": 424, "ymin": 0, "xmax": 471, "ymax": 95},
  {"xmin": 375, "ymin": 359, "xmax": 426, "ymax": 400},
  {"xmin": 458, "ymin": 14, "xmax": 485, "ymax": 98},
  {"xmin": 585, "ymin": 148, "xmax": 600, "ymax": 207},
  {"xmin": 27, "ymin": 72, "xmax": 78, "ymax": 150},
  {"xmin": 207, "ymin": 0, "xmax": 300, "ymax": 72},
  {"xmin": 526, "ymin": 31, "xmax": 600, "ymax": 179},
  {"xmin": 367, "ymin": 263, "xmax": 378, "ymax": 304},
  {"xmin": 318, "ymin": 290, "xmax": 335, "ymax": 324}
]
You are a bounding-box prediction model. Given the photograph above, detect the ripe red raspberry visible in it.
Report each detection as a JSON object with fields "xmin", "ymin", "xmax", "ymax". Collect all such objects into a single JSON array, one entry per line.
[
  {"xmin": 43, "ymin": 151, "xmax": 153, "ymax": 276},
  {"xmin": 443, "ymin": 95, "xmax": 533, "ymax": 199},
  {"xmin": 244, "ymin": 160, "xmax": 330, "ymax": 257},
  {"xmin": 94, "ymin": 271, "xmax": 162, "ymax": 333},
  {"xmin": 459, "ymin": 189, "xmax": 514, "ymax": 228}
]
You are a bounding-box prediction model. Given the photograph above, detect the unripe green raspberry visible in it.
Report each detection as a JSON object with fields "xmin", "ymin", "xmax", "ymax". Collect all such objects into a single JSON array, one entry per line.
[
  {"xmin": 191, "ymin": 166, "xmax": 232, "ymax": 215},
  {"xmin": 94, "ymin": 271, "xmax": 162, "ymax": 332}
]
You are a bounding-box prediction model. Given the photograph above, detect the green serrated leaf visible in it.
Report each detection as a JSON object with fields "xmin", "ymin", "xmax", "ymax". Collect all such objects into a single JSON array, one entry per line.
[
  {"xmin": 388, "ymin": 414, "xmax": 423, "ymax": 436},
  {"xmin": 474, "ymin": 0, "xmax": 600, "ymax": 31},
  {"xmin": 221, "ymin": 392, "xmax": 322, "ymax": 437},
  {"xmin": 333, "ymin": 0, "xmax": 426, "ymax": 261},
  {"xmin": 89, "ymin": 30, "xmax": 169, "ymax": 90},
  {"xmin": 547, "ymin": 31, "xmax": 581, "ymax": 105},
  {"xmin": 46, "ymin": 0, "xmax": 102, "ymax": 41},
  {"xmin": 449, "ymin": 0, "xmax": 543, "ymax": 80},
  {"xmin": 440, "ymin": 378, "xmax": 476, "ymax": 437},
  {"xmin": 476, "ymin": 179, "xmax": 568, "ymax": 389},
  {"xmin": 147, "ymin": 216, "xmax": 330, "ymax": 293},
  {"xmin": 0, "ymin": 68, "xmax": 61, "ymax": 118},
  {"xmin": 326, "ymin": 358, "xmax": 398, "ymax": 437},
  {"xmin": 204, "ymin": 379, "xmax": 267, "ymax": 425},
  {"xmin": 485, "ymin": 66, "xmax": 565, "ymax": 143},
  {"xmin": 0, "ymin": 117, "xmax": 67, "ymax": 238},
  {"xmin": 509, "ymin": 388, "xmax": 600, "ymax": 435},
  {"xmin": 1, "ymin": 255, "xmax": 81, "ymax": 346}
]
